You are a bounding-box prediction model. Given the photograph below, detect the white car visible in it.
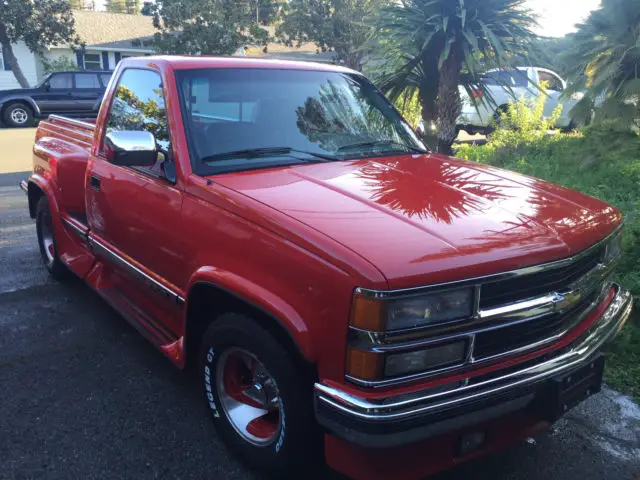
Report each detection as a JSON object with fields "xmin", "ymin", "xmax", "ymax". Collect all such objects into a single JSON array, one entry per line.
[{"xmin": 458, "ymin": 67, "xmax": 580, "ymax": 134}]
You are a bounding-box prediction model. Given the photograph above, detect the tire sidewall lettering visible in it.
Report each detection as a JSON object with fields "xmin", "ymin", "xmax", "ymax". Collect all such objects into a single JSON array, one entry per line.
[
  {"xmin": 275, "ymin": 399, "xmax": 285, "ymax": 453},
  {"xmin": 204, "ymin": 348, "xmax": 219, "ymax": 418}
]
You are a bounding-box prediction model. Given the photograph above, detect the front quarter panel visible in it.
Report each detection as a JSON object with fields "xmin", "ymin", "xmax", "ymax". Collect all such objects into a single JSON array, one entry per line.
[{"xmin": 181, "ymin": 192, "xmax": 357, "ymax": 382}]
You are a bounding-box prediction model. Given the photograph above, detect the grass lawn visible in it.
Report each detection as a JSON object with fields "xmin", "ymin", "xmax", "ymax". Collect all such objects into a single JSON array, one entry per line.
[{"xmin": 456, "ymin": 127, "xmax": 640, "ymax": 400}]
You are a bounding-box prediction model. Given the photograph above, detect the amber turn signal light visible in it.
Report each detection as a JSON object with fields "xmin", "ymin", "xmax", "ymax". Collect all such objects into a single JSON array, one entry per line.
[
  {"xmin": 350, "ymin": 294, "xmax": 386, "ymax": 331},
  {"xmin": 346, "ymin": 347, "xmax": 383, "ymax": 380}
]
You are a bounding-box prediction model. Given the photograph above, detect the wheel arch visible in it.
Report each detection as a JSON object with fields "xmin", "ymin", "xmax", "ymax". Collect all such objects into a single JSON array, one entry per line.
[
  {"xmin": 1, "ymin": 96, "xmax": 40, "ymax": 117},
  {"xmin": 27, "ymin": 179, "xmax": 47, "ymax": 219},
  {"xmin": 183, "ymin": 278, "xmax": 317, "ymax": 375}
]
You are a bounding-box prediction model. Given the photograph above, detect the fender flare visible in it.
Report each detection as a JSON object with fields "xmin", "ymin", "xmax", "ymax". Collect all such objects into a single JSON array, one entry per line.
[
  {"xmin": 186, "ymin": 266, "xmax": 316, "ymax": 362},
  {"xmin": 27, "ymin": 174, "xmax": 58, "ymax": 218},
  {"xmin": 0, "ymin": 95, "xmax": 41, "ymax": 117}
]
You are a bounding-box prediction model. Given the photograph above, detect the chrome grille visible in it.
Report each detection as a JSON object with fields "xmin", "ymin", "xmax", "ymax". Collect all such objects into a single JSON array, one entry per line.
[
  {"xmin": 346, "ymin": 229, "xmax": 620, "ymax": 388},
  {"xmin": 480, "ymin": 246, "xmax": 605, "ymax": 309},
  {"xmin": 473, "ymin": 290, "xmax": 599, "ymax": 359}
]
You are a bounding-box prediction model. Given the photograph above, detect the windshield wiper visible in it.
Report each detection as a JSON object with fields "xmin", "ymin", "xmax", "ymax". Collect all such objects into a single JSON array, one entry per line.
[
  {"xmin": 337, "ymin": 140, "xmax": 428, "ymax": 154},
  {"xmin": 202, "ymin": 147, "xmax": 337, "ymax": 163}
]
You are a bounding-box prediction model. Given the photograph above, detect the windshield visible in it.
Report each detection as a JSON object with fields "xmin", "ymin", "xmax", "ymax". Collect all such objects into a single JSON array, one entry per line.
[{"xmin": 175, "ymin": 68, "xmax": 427, "ymax": 175}]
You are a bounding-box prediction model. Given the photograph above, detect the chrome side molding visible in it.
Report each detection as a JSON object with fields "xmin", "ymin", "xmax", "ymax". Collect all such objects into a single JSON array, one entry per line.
[{"xmin": 88, "ymin": 235, "xmax": 185, "ymax": 307}]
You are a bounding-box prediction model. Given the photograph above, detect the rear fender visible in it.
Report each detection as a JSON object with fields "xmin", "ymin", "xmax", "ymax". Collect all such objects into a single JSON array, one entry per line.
[
  {"xmin": 185, "ymin": 267, "xmax": 316, "ymax": 362},
  {"xmin": 28, "ymin": 174, "xmax": 95, "ymax": 278},
  {"xmin": 33, "ymin": 138, "xmax": 89, "ymax": 214}
]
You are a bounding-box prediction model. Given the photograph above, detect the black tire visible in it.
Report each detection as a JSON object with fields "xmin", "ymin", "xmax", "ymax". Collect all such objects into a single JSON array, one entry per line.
[
  {"xmin": 3, "ymin": 102, "xmax": 33, "ymax": 128},
  {"xmin": 35, "ymin": 196, "xmax": 70, "ymax": 280},
  {"xmin": 200, "ymin": 313, "xmax": 321, "ymax": 477}
]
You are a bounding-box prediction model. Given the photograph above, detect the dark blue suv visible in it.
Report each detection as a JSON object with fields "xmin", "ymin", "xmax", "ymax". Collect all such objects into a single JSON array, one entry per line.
[{"xmin": 0, "ymin": 70, "xmax": 112, "ymax": 128}]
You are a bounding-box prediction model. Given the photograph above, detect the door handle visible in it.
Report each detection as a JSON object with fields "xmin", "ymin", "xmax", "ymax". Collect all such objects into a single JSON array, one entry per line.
[{"xmin": 90, "ymin": 175, "xmax": 101, "ymax": 191}]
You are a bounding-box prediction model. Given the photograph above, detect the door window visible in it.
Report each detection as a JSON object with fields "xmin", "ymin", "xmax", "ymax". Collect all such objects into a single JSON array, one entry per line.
[
  {"xmin": 105, "ymin": 68, "xmax": 170, "ymax": 175},
  {"xmin": 75, "ymin": 73, "xmax": 101, "ymax": 89},
  {"xmin": 538, "ymin": 71, "xmax": 564, "ymax": 92},
  {"xmin": 49, "ymin": 73, "xmax": 73, "ymax": 89}
]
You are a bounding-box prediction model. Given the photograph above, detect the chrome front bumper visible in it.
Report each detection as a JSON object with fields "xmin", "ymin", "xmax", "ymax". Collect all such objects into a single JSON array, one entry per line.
[{"xmin": 314, "ymin": 285, "xmax": 632, "ymax": 448}]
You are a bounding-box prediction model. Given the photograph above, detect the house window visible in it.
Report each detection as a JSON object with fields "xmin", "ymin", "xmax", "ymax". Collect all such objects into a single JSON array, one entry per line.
[
  {"xmin": 1, "ymin": 44, "xmax": 11, "ymax": 71},
  {"xmin": 84, "ymin": 53, "xmax": 102, "ymax": 70}
]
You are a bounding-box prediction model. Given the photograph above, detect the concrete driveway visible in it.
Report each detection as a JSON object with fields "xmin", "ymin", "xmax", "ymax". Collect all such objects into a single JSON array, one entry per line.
[
  {"xmin": 1, "ymin": 127, "xmax": 36, "ymax": 175},
  {"xmin": 0, "ymin": 129, "xmax": 639, "ymax": 480}
]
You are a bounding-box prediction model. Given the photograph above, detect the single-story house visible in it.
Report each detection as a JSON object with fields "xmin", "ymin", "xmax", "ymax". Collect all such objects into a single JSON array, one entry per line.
[
  {"xmin": 0, "ymin": 12, "xmax": 339, "ymax": 90},
  {"xmin": 0, "ymin": 10, "xmax": 156, "ymax": 90}
]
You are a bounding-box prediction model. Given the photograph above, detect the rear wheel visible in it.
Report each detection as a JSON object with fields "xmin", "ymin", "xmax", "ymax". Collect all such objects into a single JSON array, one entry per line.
[
  {"xmin": 3, "ymin": 102, "xmax": 33, "ymax": 128},
  {"xmin": 36, "ymin": 196, "xmax": 70, "ymax": 280},
  {"xmin": 200, "ymin": 313, "xmax": 320, "ymax": 476}
]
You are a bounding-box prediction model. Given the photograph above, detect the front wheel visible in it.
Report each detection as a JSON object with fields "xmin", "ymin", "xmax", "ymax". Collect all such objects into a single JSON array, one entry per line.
[
  {"xmin": 200, "ymin": 313, "xmax": 320, "ymax": 476},
  {"xmin": 3, "ymin": 102, "xmax": 33, "ymax": 128}
]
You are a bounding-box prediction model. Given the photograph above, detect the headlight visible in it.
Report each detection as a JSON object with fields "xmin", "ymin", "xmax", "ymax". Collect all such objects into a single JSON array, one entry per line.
[
  {"xmin": 603, "ymin": 230, "xmax": 622, "ymax": 263},
  {"xmin": 350, "ymin": 287, "xmax": 474, "ymax": 332},
  {"xmin": 387, "ymin": 289, "xmax": 474, "ymax": 330}
]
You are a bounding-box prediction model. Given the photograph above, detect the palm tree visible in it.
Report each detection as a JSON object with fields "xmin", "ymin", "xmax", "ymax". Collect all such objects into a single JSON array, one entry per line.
[
  {"xmin": 563, "ymin": 0, "xmax": 640, "ymax": 129},
  {"xmin": 368, "ymin": 0, "xmax": 538, "ymax": 154}
]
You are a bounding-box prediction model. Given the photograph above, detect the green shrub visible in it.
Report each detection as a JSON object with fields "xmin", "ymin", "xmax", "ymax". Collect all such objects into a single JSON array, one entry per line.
[
  {"xmin": 490, "ymin": 92, "xmax": 562, "ymax": 148},
  {"xmin": 41, "ymin": 56, "xmax": 78, "ymax": 73},
  {"xmin": 456, "ymin": 126, "xmax": 640, "ymax": 399}
]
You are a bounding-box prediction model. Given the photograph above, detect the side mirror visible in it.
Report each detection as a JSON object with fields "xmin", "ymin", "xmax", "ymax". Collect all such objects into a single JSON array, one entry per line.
[
  {"xmin": 104, "ymin": 131, "xmax": 157, "ymax": 167},
  {"xmin": 43, "ymin": 83, "xmax": 50, "ymax": 92}
]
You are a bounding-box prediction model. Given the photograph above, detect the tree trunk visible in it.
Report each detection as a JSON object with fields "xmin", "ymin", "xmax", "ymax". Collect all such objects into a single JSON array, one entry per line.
[
  {"xmin": 340, "ymin": 49, "xmax": 363, "ymax": 72},
  {"xmin": 0, "ymin": 32, "xmax": 30, "ymax": 88},
  {"xmin": 417, "ymin": 80, "xmax": 438, "ymax": 146},
  {"xmin": 436, "ymin": 54, "xmax": 462, "ymax": 155}
]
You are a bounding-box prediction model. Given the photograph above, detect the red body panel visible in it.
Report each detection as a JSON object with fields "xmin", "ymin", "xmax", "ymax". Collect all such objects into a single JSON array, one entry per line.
[{"xmin": 27, "ymin": 56, "xmax": 624, "ymax": 479}]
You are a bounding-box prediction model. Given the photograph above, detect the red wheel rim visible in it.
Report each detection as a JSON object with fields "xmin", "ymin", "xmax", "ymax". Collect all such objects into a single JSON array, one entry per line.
[{"xmin": 216, "ymin": 348, "xmax": 282, "ymax": 445}]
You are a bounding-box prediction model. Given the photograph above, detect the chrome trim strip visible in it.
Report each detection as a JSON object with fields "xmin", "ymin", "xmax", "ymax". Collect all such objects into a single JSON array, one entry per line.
[
  {"xmin": 48, "ymin": 114, "xmax": 95, "ymax": 130},
  {"xmin": 479, "ymin": 293, "xmax": 560, "ymax": 320},
  {"xmin": 317, "ymin": 286, "xmax": 631, "ymax": 420},
  {"xmin": 355, "ymin": 225, "xmax": 620, "ymax": 299},
  {"xmin": 19, "ymin": 180, "xmax": 28, "ymax": 194},
  {"xmin": 62, "ymin": 216, "xmax": 88, "ymax": 241},
  {"xmin": 88, "ymin": 235, "xmax": 185, "ymax": 306}
]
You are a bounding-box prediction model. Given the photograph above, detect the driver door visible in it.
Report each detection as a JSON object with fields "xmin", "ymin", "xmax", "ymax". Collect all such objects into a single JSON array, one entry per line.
[
  {"xmin": 32, "ymin": 73, "xmax": 76, "ymax": 115},
  {"xmin": 86, "ymin": 67, "xmax": 188, "ymax": 335}
]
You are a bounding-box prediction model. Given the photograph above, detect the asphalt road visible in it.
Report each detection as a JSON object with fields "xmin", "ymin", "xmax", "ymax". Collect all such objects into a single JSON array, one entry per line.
[{"xmin": 1, "ymin": 171, "xmax": 639, "ymax": 478}]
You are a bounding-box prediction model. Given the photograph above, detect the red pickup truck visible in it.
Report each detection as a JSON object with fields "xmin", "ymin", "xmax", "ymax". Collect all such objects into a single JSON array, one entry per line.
[{"xmin": 21, "ymin": 56, "xmax": 632, "ymax": 479}]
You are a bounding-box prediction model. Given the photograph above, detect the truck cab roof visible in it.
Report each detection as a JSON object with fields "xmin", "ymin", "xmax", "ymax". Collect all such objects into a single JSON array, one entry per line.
[{"xmin": 120, "ymin": 55, "xmax": 359, "ymax": 74}]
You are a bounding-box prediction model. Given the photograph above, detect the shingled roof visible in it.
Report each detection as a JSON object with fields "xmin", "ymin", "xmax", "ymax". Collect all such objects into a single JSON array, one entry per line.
[{"xmin": 72, "ymin": 10, "xmax": 156, "ymax": 50}]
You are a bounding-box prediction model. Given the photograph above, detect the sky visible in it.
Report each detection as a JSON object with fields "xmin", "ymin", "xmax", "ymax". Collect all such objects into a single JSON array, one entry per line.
[{"xmin": 526, "ymin": 0, "xmax": 602, "ymax": 37}]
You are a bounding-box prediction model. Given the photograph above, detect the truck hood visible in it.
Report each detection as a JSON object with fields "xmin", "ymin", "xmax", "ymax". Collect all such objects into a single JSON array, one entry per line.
[{"xmin": 213, "ymin": 154, "xmax": 620, "ymax": 289}]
